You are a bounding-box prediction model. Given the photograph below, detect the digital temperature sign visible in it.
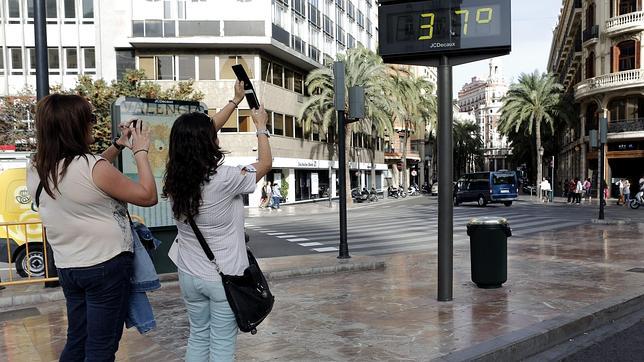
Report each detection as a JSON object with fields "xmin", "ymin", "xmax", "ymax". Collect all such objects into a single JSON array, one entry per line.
[{"xmin": 378, "ymin": 0, "xmax": 511, "ymax": 65}]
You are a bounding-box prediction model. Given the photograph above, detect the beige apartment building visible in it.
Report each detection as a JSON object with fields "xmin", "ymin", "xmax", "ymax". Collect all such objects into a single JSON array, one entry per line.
[{"xmin": 548, "ymin": 0, "xmax": 644, "ymax": 195}]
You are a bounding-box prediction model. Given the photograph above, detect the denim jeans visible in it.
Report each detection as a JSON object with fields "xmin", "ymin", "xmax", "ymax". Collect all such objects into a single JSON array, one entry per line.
[
  {"xmin": 178, "ymin": 270, "xmax": 237, "ymax": 362},
  {"xmin": 271, "ymin": 196, "xmax": 281, "ymax": 209},
  {"xmin": 58, "ymin": 252, "xmax": 133, "ymax": 362}
]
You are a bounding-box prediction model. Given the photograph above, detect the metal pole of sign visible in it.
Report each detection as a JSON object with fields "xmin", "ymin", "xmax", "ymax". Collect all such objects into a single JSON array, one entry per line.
[
  {"xmin": 334, "ymin": 62, "xmax": 350, "ymax": 259},
  {"xmin": 437, "ymin": 55, "xmax": 453, "ymax": 301},
  {"xmin": 598, "ymin": 117, "xmax": 607, "ymax": 220},
  {"xmin": 35, "ymin": 0, "xmax": 58, "ymax": 288}
]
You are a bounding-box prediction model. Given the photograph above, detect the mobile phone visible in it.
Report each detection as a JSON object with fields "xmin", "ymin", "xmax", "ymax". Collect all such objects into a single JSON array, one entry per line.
[{"xmin": 232, "ymin": 64, "xmax": 260, "ymax": 109}]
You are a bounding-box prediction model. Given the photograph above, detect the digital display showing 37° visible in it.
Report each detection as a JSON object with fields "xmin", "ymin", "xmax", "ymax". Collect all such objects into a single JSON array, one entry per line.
[{"xmin": 378, "ymin": 0, "xmax": 511, "ymax": 64}]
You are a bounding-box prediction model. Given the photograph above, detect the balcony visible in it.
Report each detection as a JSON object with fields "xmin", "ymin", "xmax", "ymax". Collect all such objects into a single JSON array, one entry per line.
[
  {"xmin": 582, "ymin": 25, "xmax": 599, "ymax": 46},
  {"xmin": 608, "ymin": 118, "xmax": 644, "ymax": 134},
  {"xmin": 606, "ymin": 11, "xmax": 644, "ymax": 36},
  {"xmin": 575, "ymin": 69, "xmax": 644, "ymax": 100}
]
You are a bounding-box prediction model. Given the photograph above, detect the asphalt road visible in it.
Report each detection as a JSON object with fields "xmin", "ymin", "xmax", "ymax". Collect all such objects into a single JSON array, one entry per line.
[
  {"xmin": 245, "ymin": 195, "xmax": 638, "ymax": 259},
  {"xmin": 565, "ymin": 321, "xmax": 644, "ymax": 361}
]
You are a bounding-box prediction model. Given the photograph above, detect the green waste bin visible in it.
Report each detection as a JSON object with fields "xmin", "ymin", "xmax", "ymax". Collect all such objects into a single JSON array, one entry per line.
[
  {"xmin": 149, "ymin": 226, "xmax": 178, "ymax": 274},
  {"xmin": 466, "ymin": 217, "xmax": 512, "ymax": 289}
]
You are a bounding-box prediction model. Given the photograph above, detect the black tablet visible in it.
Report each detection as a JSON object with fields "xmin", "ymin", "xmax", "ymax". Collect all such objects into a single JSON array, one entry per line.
[{"xmin": 232, "ymin": 64, "xmax": 260, "ymax": 109}]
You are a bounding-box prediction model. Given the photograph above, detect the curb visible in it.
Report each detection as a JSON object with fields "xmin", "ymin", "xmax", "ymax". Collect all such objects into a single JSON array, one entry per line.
[
  {"xmin": 435, "ymin": 290, "xmax": 644, "ymax": 362},
  {"xmin": 591, "ymin": 218, "xmax": 632, "ymax": 225},
  {"xmin": 0, "ymin": 258, "xmax": 386, "ymax": 309}
]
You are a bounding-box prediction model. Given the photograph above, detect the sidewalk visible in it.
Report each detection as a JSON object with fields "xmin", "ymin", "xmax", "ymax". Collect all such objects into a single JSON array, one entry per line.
[{"xmin": 1, "ymin": 221, "xmax": 643, "ymax": 360}]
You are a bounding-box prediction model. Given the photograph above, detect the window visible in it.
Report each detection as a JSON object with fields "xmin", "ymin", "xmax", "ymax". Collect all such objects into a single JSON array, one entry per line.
[
  {"xmin": 177, "ymin": 55, "xmax": 195, "ymax": 80},
  {"xmin": 272, "ymin": 63, "xmax": 283, "ymax": 86},
  {"xmin": 164, "ymin": 0, "xmax": 171, "ymax": 18},
  {"xmin": 335, "ymin": 0, "xmax": 344, "ymax": 10},
  {"xmin": 145, "ymin": 20, "xmax": 163, "ymax": 37},
  {"xmin": 177, "ymin": 0, "xmax": 186, "ymax": 18},
  {"xmin": 347, "ymin": 34, "xmax": 355, "ymax": 48},
  {"xmin": 261, "ymin": 58, "xmax": 271, "ymax": 82},
  {"xmin": 8, "ymin": 0, "xmax": 20, "ymax": 19},
  {"xmin": 618, "ymin": 0, "xmax": 638, "ymax": 15},
  {"xmin": 133, "ymin": 21, "xmax": 144, "ymax": 36},
  {"xmin": 294, "ymin": 72, "xmax": 303, "ymax": 94},
  {"xmin": 116, "ymin": 49, "xmax": 135, "ymax": 80},
  {"xmin": 323, "ymin": 15, "xmax": 333, "ymax": 36},
  {"xmin": 292, "ymin": 35, "xmax": 306, "ymax": 55},
  {"xmin": 178, "ymin": 20, "xmax": 220, "ymax": 36},
  {"xmin": 0, "ymin": 48, "xmax": 4, "ymax": 75},
  {"xmin": 357, "ymin": 10, "xmax": 364, "ymax": 28},
  {"xmin": 336, "ymin": 24, "xmax": 345, "ymax": 45},
  {"xmin": 27, "ymin": 0, "xmax": 35, "ymax": 19},
  {"xmin": 65, "ymin": 48, "xmax": 78, "ymax": 74},
  {"xmin": 614, "ymin": 40, "xmax": 639, "ymax": 72},
  {"xmin": 48, "ymin": 48, "xmax": 60, "ymax": 74},
  {"xmin": 585, "ymin": 2, "xmax": 595, "ymax": 28},
  {"xmin": 82, "ymin": 0, "xmax": 93, "ymax": 18},
  {"xmin": 585, "ymin": 51, "xmax": 595, "ymax": 79},
  {"xmin": 285, "ymin": 69, "xmax": 294, "ymax": 91},
  {"xmin": 293, "ymin": 0, "xmax": 305, "ymax": 16},
  {"xmin": 347, "ymin": 1, "xmax": 355, "ymax": 20},
  {"xmin": 221, "ymin": 109, "xmax": 238, "ymax": 132},
  {"xmin": 239, "ymin": 110, "xmax": 254, "ymax": 132},
  {"xmin": 273, "ymin": 3, "xmax": 287, "ymax": 28},
  {"xmin": 273, "ymin": 113, "xmax": 284, "ymax": 136},
  {"xmin": 163, "ymin": 20, "xmax": 176, "ymax": 36},
  {"xmin": 28, "ymin": 48, "xmax": 36, "ymax": 74},
  {"xmin": 83, "ymin": 47, "xmax": 95, "ymax": 73},
  {"xmin": 295, "ymin": 118, "xmax": 303, "ymax": 138},
  {"xmin": 309, "ymin": 45, "xmax": 320, "ymax": 63},
  {"xmin": 10, "ymin": 48, "xmax": 23, "ymax": 75},
  {"xmin": 220, "ymin": 55, "xmax": 254, "ymax": 80},
  {"xmin": 285, "ymin": 116, "xmax": 294, "ymax": 137},
  {"xmin": 366, "ymin": 18, "xmax": 372, "ymax": 35},
  {"xmin": 309, "ymin": 2, "xmax": 321, "ymax": 28},
  {"xmin": 157, "ymin": 55, "xmax": 174, "ymax": 80},
  {"xmin": 64, "ymin": 0, "xmax": 76, "ymax": 18},
  {"xmin": 139, "ymin": 56, "xmax": 155, "ymax": 79},
  {"xmin": 46, "ymin": 0, "xmax": 57, "ymax": 19},
  {"xmin": 265, "ymin": 110, "xmax": 273, "ymax": 133},
  {"xmin": 199, "ymin": 55, "xmax": 215, "ymax": 80}
]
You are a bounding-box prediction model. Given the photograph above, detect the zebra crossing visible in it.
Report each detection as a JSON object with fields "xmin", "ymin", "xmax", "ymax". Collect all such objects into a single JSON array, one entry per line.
[{"xmin": 245, "ymin": 204, "xmax": 588, "ymax": 257}]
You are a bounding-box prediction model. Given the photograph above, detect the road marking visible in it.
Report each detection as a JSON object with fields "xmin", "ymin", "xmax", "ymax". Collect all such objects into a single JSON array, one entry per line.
[
  {"xmin": 266, "ymin": 232, "xmax": 285, "ymax": 235},
  {"xmin": 299, "ymin": 242, "xmax": 323, "ymax": 247},
  {"xmin": 258, "ymin": 230, "xmax": 274, "ymax": 233},
  {"xmin": 275, "ymin": 235, "xmax": 297, "ymax": 238},
  {"xmin": 287, "ymin": 238, "xmax": 309, "ymax": 242},
  {"xmin": 313, "ymin": 247, "xmax": 339, "ymax": 252}
]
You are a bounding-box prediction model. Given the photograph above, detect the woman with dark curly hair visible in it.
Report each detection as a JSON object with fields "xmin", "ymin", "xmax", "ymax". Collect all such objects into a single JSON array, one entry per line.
[{"xmin": 163, "ymin": 82, "xmax": 271, "ymax": 361}]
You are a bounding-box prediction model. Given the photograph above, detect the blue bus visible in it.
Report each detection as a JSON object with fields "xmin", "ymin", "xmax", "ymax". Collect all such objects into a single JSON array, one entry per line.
[{"xmin": 454, "ymin": 171, "xmax": 518, "ymax": 207}]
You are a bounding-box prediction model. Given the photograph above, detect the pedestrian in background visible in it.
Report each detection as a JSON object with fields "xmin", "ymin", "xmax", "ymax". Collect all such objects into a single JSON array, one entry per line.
[
  {"xmin": 540, "ymin": 178, "xmax": 551, "ymax": 203},
  {"xmin": 163, "ymin": 94, "xmax": 272, "ymax": 360},
  {"xmin": 623, "ymin": 179, "xmax": 631, "ymax": 206},
  {"xmin": 575, "ymin": 177, "xmax": 583, "ymax": 204},
  {"xmin": 272, "ymin": 182, "xmax": 282, "ymax": 209},
  {"xmin": 260, "ymin": 181, "xmax": 272, "ymax": 208},
  {"xmin": 616, "ymin": 179, "xmax": 624, "ymax": 205},
  {"xmin": 583, "ymin": 178, "xmax": 592, "ymax": 203},
  {"xmin": 567, "ymin": 179, "xmax": 576, "ymax": 203},
  {"xmin": 28, "ymin": 94, "xmax": 158, "ymax": 361}
]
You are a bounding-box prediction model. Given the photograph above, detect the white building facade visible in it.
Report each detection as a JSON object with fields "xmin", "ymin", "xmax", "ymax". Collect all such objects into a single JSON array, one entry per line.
[
  {"xmin": 456, "ymin": 59, "xmax": 510, "ymax": 171},
  {"xmin": 1, "ymin": 0, "xmax": 387, "ymax": 207}
]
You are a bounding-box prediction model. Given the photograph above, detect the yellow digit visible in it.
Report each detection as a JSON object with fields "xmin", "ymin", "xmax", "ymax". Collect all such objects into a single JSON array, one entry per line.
[
  {"xmin": 476, "ymin": 7, "xmax": 493, "ymax": 24},
  {"xmin": 455, "ymin": 9, "xmax": 469, "ymax": 35},
  {"xmin": 419, "ymin": 12, "xmax": 435, "ymax": 40}
]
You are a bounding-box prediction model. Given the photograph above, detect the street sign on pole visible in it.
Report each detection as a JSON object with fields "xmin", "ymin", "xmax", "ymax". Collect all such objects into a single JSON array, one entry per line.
[{"xmin": 379, "ymin": 0, "xmax": 511, "ymax": 302}]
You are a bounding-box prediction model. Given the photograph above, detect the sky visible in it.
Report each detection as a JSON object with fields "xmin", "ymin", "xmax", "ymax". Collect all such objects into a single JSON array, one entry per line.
[{"xmin": 452, "ymin": 0, "xmax": 563, "ymax": 97}]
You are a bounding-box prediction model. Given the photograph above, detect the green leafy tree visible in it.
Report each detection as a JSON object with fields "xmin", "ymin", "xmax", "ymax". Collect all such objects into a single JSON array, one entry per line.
[
  {"xmin": 0, "ymin": 88, "xmax": 37, "ymax": 151},
  {"xmin": 298, "ymin": 46, "xmax": 393, "ymax": 202},
  {"xmin": 453, "ymin": 120, "xmax": 483, "ymax": 178},
  {"xmin": 53, "ymin": 69, "xmax": 204, "ymax": 152},
  {"xmin": 499, "ymin": 71, "xmax": 565, "ymax": 196}
]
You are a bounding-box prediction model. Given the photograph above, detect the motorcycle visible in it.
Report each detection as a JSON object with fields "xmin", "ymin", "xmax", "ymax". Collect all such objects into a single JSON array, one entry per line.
[
  {"xmin": 368, "ymin": 188, "xmax": 379, "ymax": 202},
  {"xmin": 387, "ymin": 186, "xmax": 407, "ymax": 198},
  {"xmin": 408, "ymin": 184, "xmax": 420, "ymax": 196},
  {"xmin": 351, "ymin": 188, "xmax": 369, "ymax": 203},
  {"xmin": 629, "ymin": 191, "xmax": 643, "ymax": 209}
]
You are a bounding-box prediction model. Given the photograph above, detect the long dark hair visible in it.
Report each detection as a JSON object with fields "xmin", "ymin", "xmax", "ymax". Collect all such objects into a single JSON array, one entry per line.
[
  {"xmin": 33, "ymin": 94, "xmax": 93, "ymax": 198},
  {"xmin": 162, "ymin": 112, "xmax": 225, "ymax": 220}
]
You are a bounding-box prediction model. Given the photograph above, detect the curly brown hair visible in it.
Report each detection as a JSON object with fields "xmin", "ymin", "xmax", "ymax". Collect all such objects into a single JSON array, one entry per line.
[{"xmin": 162, "ymin": 112, "xmax": 225, "ymax": 220}]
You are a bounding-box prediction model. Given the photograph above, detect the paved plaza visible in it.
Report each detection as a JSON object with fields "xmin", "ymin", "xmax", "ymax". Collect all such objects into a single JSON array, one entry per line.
[{"xmin": 0, "ymin": 201, "xmax": 642, "ymax": 360}]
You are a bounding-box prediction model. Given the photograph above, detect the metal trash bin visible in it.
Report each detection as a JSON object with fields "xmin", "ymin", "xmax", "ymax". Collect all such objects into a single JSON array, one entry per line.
[{"xmin": 466, "ymin": 217, "xmax": 512, "ymax": 289}]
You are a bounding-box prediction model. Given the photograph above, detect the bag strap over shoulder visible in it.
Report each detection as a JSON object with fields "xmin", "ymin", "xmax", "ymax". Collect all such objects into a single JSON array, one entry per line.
[{"xmin": 187, "ymin": 216, "xmax": 222, "ymax": 274}]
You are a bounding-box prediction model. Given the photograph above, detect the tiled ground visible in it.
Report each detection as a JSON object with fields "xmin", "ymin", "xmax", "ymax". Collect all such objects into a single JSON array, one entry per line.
[{"xmin": 1, "ymin": 222, "xmax": 643, "ymax": 361}]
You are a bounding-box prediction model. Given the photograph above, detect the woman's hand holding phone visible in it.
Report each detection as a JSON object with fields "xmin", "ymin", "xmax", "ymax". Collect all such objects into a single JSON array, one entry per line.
[{"xmin": 129, "ymin": 119, "xmax": 151, "ymax": 154}]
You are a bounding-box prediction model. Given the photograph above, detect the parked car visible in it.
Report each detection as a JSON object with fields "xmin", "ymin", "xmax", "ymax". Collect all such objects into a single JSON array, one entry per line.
[
  {"xmin": 431, "ymin": 183, "xmax": 438, "ymax": 195},
  {"xmin": 454, "ymin": 171, "xmax": 518, "ymax": 207}
]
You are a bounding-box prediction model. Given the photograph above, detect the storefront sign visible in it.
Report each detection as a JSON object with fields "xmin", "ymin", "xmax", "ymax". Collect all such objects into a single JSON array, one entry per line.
[{"xmin": 296, "ymin": 160, "xmax": 320, "ymax": 168}]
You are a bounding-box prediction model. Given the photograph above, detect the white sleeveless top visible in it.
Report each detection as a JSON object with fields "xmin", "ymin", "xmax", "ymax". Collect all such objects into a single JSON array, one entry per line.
[{"xmin": 27, "ymin": 155, "xmax": 133, "ymax": 268}]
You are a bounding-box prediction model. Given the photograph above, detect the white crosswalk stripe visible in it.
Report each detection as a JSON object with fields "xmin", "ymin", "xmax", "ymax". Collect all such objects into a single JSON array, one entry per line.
[{"xmin": 249, "ymin": 206, "xmax": 589, "ymax": 256}]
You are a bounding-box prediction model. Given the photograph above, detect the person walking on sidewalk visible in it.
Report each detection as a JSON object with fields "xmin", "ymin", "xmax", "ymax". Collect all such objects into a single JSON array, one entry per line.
[
  {"xmin": 583, "ymin": 178, "xmax": 592, "ymax": 202},
  {"xmin": 27, "ymin": 94, "xmax": 158, "ymax": 361},
  {"xmin": 616, "ymin": 179, "xmax": 624, "ymax": 205},
  {"xmin": 623, "ymin": 179, "xmax": 631, "ymax": 206},
  {"xmin": 271, "ymin": 182, "xmax": 282, "ymax": 209},
  {"xmin": 567, "ymin": 179, "xmax": 576, "ymax": 203},
  {"xmin": 540, "ymin": 178, "xmax": 551, "ymax": 202},
  {"xmin": 163, "ymin": 88, "xmax": 272, "ymax": 361},
  {"xmin": 260, "ymin": 181, "xmax": 272, "ymax": 208},
  {"xmin": 575, "ymin": 177, "xmax": 583, "ymax": 204}
]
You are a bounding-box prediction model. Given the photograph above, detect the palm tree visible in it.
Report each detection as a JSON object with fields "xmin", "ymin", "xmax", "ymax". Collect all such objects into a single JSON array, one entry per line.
[
  {"xmin": 298, "ymin": 46, "xmax": 392, "ymax": 203},
  {"xmin": 386, "ymin": 70, "xmax": 437, "ymax": 189},
  {"xmin": 453, "ymin": 120, "xmax": 483, "ymax": 178},
  {"xmin": 499, "ymin": 71, "xmax": 564, "ymax": 197}
]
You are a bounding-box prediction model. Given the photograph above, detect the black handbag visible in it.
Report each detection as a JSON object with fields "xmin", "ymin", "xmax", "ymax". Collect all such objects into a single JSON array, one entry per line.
[{"xmin": 187, "ymin": 217, "xmax": 274, "ymax": 335}]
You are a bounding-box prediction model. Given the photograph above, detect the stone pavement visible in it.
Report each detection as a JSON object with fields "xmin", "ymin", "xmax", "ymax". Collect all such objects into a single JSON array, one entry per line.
[{"xmin": 0, "ymin": 220, "xmax": 643, "ymax": 361}]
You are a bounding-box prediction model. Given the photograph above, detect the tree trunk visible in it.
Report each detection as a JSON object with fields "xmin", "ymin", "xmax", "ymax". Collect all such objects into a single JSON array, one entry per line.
[
  {"xmin": 345, "ymin": 123, "xmax": 353, "ymax": 206},
  {"xmin": 536, "ymin": 118, "xmax": 543, "ymax": 198},
  {"xmin": 401, "ymin": 121, "xmax": 408, "ymax": 189},
  {"xmin": 371, "ymin": 138, "xmax": 377, "ymax": 189},
  {"xmin": 419, "ymin": 123, "xmax": 426, "ymax": 188}
]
